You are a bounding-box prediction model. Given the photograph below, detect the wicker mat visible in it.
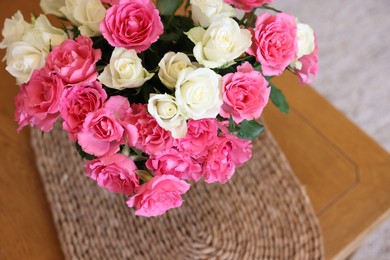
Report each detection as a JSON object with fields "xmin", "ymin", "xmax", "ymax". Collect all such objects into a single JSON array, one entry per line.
[{"xmin": 31, "ymin": 125, "xmax": 323, "ymax": 260}]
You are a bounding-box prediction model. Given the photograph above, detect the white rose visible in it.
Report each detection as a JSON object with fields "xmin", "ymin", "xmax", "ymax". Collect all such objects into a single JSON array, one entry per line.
[
  {"xmin": 40, "ymin": 0, "xmax": 66, "ymax": 17},
  {"xmin": 3, "ymin": 15, "xmax": 66, "ymax": 84},
  {"xmin": 190, "ymin": 0, "xmax": 235, "ymax": 28},
  {"xmin": 0, "ymin": 11, "xmax": 32, "ymax": 50},
  {"xmin": 175, "ymin": 68, "xmax": 222, "ymax": 120},
  {"xmin": 148, "ymin": 94, "xmax": 188, "ymax": 138},
  {"xmin": 60, "ymin": 0, "xmax": 80, "ymax": 25},
  {"xmin": 98, "ymin": 48, "xmax": 154, "ymax": 90},
  {"xmin": 73, "ymin": 0, "xmax": 106, "ymax": 37},
  {"xmin": 186, "ymin": 18, "xmax": 252, "ymax": 68},
  {"xmin": 158, "ymin": 52, "xmax": 196, "ymax": 89},
  {"xmin": 23, "ymin": 15, "xmax": 68, "ymax": 52},
  {"xmin": 5, "ymin": 42, "xmax": 46, "ymax": 84},
  {"xmin": 297, "ymin": 22, "xmax": 315, "ymax": 59}
]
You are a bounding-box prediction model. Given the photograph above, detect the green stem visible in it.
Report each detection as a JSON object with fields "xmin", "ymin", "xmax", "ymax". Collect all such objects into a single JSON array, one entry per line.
[
  {"xmin": 261, "ymin": 4, "xmax": 282, "ymax": 13},
  {"xmin": 245, "ymin": 10, "xmax": 256, "ymax": 27},
  {"xmin": 130, "ymin": 155, "xmax": 148, "ymax": 162},
  {"xmin": 121, "ymin": 142, "xmax": 131, "ymax": 157},
  {"xmin": 137, "ymin": 170, "xmax": 154, "ymax": 182}
]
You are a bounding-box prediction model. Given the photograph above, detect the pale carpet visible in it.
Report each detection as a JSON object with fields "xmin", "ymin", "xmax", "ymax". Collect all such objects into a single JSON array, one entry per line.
[{"xmin": 273, "ymin": 0, "xmax": 390, "ymax": 259}]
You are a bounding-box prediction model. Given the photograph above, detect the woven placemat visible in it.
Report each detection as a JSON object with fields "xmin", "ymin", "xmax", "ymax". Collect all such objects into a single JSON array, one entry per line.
[{"xmin": 31, "ymin": 125, "xmax": 324, "ymax": 260}]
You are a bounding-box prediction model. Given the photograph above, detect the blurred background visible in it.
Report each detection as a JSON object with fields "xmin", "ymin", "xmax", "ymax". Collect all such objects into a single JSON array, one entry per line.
[{"xmin": 274, "ymin": 0, "xmax": 390, "ymax": 259}]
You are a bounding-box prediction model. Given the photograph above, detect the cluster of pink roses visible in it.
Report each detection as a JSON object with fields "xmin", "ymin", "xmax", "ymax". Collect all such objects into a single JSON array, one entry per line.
[
  {"xmin": 3, "ymin": 0, "xmax": 319, "ymax": 217},
  {"xmin": 248, "ymin": 12, "xmax": 319, "ymax": 83},
  {"xmin": 13, "ymin": 34, "xmax": 253, "ymax": 217},
  {"xmin": 85, "ymin": 115, "xmax": 252, "ymax": 216}
]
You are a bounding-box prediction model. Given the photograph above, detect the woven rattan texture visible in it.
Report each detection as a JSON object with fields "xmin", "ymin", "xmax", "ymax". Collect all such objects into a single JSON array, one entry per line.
[{"xmin": 31, "ymin": 126, "xmax": 324, "ymax": 260}]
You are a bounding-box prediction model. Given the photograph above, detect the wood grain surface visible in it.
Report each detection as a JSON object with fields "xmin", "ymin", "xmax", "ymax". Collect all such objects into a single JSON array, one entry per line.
[
  {"xmin": 264, "ymin": 73, "xmax": 390, "ymax": 260},
  {"xmin": 1, "ymin": 1, "xmax": 390, "ymax": 260},
  {"xmin": 0, "ymin": 1, "xmax": 63, "ymax": 259}
]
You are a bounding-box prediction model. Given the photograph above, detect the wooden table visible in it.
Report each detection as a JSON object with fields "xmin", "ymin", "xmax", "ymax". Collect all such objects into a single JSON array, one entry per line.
[
  {"xmin": 1, "ymin": 1, "xmax": 390, "ymax": 259},
  {"xmin": 265, "ymin": 73, "xmax": 390, "ymax": 259}
]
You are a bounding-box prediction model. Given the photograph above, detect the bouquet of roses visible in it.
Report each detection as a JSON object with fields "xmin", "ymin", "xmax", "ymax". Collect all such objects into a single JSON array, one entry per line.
[{"xmin": 1, "ymin": 0, "xmax": 318, "ymax": 217}]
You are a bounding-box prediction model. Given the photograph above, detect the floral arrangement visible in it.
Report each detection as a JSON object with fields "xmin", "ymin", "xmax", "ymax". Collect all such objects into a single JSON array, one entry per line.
[{"xmin": 1, "ymin": 0, "xmax": 318, "ymax": 217}]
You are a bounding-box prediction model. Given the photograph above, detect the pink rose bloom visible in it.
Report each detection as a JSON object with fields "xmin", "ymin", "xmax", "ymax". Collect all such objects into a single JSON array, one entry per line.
[
  {"xmin": 84, "ymin": 153, "xmax": 139, "ymax": 195},
  {"xmin": 127, "ymin": 175, "xmax": 190, "ymax": 217},
  {"xmin": 60, "ymin": 81, "xmax": 107, "ymax": 141},
  {"xmin": 202, "ymin": 133, "xmax": 252, "ymax": 184},
  {"xmin": 128, "ymin": 103, "xmax": 173, "ymax": 155},
  {"xmin": 100, "ymin": 0, "xmax": 163, "ymax": 52},
  {"xmin": 14, "ymin": 68, "xmax": 64, "ymax": 132},
  {"xmin": 223, "ymin": 133, "xmax": 253, "ymax": 167},
  {"xmin": 46, "ymin": 36, "xmax": 101, "ymax": 84},
  {"xmin": 224, "ymin": 0, "xmax": 274, "ymax": 12},
  {"xmin": 203, "ymin": 137, "xmax": 236, "ymax": 184},
  {"xmin": 220, "ymin": 62, "xmax": 270, "ymax": 123},
  {"xmin": 78, "ymin": 96, "xmax": 138, "ymax": 157},
  {"xmin": 295, "ymin": 37, "xmax": 319, "ymax": 85},
  {"xmin": 248, "ymin": 13, "xmax": 298, "ymax": 76},
  {"xmin": 175, "ymin": 118, "xmax": 219, "ymax": 157},
  {"xmin": 146, "ymin": 148, "xmax": 203, "ymax": 182}
]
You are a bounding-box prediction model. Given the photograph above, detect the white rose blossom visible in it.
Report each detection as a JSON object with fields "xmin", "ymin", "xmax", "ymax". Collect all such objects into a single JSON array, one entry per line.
[
  {"xmin": 3, "ymin": 15, "xmax": 67, "ymax": 84},
  {"xmin": 60, "ymin": 0, "xmax": 80, "ymax": 25},
  {"xmin": 291, "ymin": 21, "xmax": 316, "ymax": 70},
  {"xmin": 186, "ymin": 18, "xmax": 252, "ymax": 68},
  {"xmin": 73, "ymin": 0, "xmax": 106, "ymax": 37},
  {"xmin": 0, "ymin": 11, "xmax": 32, "ymax": 50},
  {"xmin": 5, "ymin": 42, "xmax": 46, "ymax": 84},
  {"xmin": 98, "ymin": 48, "xmax": 154, "ymax": 90},
  {"xmin": 158, "ymin": 52, "xmax": 196, "ymax": 89},
  {"xmin": 40, "ymin": 0, "xmax": 66, "ymax": 17},
  {"xmin": 175, "ymin": 67, "xmax": 222, "ymax": 120},
  {"xmin": 190, "ymin": 0, "xmax": 235, "ymax": 28},
  {"xmin": 60, "ymin": 0, "xmax": 105, "ymax": 36},
  {"xmin": 148, "ymin": 94, "xmax": 188, "ymax": 139},
  {"xmin": 24, "ymin": 15, "xmax": 68, "ymax": 52},
  {"xmin": 297, "ymin": 22, "xmax": 315, "ymax": 58}
]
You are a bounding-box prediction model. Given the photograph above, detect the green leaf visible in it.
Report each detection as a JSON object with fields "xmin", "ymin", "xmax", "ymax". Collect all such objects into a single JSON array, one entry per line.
[
  {"xmin": 237, "ymin": 120, "xmax": 265, "ymax": 140},
  {"xmin": 159, "ymin": 32, "xmax": 181, "ymax": 42},
  {"xmin": 157, "ymin": 0, "xmax": 184, "ymax": 16},
  {"xmin": 71, "ymin": 26, "xmax": 80, "ymax": 38},
  {"xmin": 228, "ymin": 115, "xmax": 237, "ymax": 133},
  {"xmin": 269, "ymin": 83, "xmax": 290, "ymax": 114}
]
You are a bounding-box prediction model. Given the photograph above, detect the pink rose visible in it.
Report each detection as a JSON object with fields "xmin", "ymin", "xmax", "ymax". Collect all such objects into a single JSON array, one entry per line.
[
  {"xmin": 60, "ymin": 81, "xmax": 107, "ymax": 141},
  {"xmin": 127, "ymin": 175, "xmax": 190, "ymax": 217},
  {"xmin": 100, "ymin": 0, "xmax": 163, "ymax": 52},
  {"xmin": 128, "ymin": 103, "xmax": 173, "ymax": 155},
  {"xmin": 295, "ymin": 37, "xmax": 319, "ymax": 85},
  {"xmin": 247, "ymin": 13, "xmax": 298, "ymax": 76},
  {"xmin": 224, "ymin": 0, "xmax": 274, "ymax": 12},
  {"xmin": 203, "ymin": 137, "xmax": 236, "ymax": 184},
  {"xmin": 223, "ymin": 133, "xmax": 253, "ymax": 167},
  {"xmin": 146, "ymin": 148, "xmax": 203, "ymax": 182},
  {"xmin": 46, "ymin": 36, "xmax": 101, "ymax": 84},
  {"xmin": 14, "ymin": 68, "xmax": 64, "ymax": 132},
  {"xmin": 175, "ymin": 118, "xmax": 219, "ymax": 157},
  {"xmin": 202, "ymin": 133, "xmax": 252, "ymax": 184},
  {"xmin": 84, "ymin": 153, "xmax": 139, "ymax": 195},
  {"xmin": 220, "ymin": 62, "xmax": 270, "ymax": 123},
  {"xmin": 78, "ymin": 96, "xmax": 138, "ymax": 157}
]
